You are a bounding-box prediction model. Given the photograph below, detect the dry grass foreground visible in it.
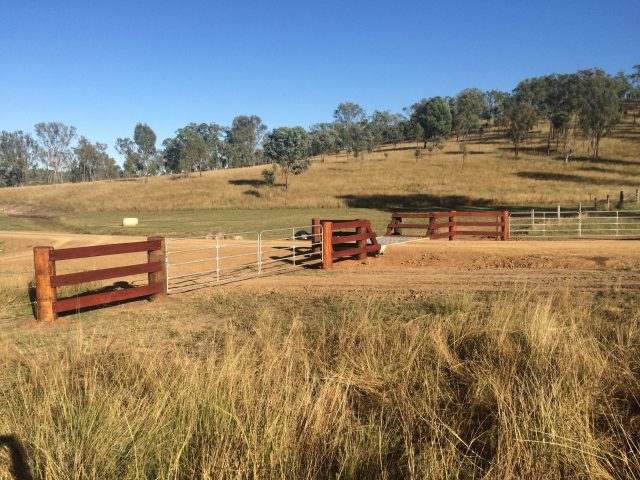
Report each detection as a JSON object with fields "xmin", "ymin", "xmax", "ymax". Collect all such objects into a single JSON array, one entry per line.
[
  {"xmin": 1, "ymin": 289, "xmax": 639, "ymax": 479},
  {"xmin": 0, "ymin": 117, "xmax": 639, "ymax": 218}
]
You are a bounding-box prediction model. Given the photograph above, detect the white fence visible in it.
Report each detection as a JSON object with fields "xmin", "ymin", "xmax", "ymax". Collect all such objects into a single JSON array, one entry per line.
[
  {"xmin": 509, "ymin": 210, "xmax": 640, "ymax": 239},
  {"xmin": 165, "ymin": 225, "xmax": 322, "ymax": 294}
]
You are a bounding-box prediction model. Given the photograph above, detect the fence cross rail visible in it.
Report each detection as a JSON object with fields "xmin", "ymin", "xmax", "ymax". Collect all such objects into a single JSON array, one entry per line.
[
  {"xmin": 509, "ymin": 209, "xmax": 640, "ymax": 238},
  {"xmin": 33, "ymin": 237, "xmax": 167, "ymax": 322},
  {"xmin": 386, "ymin": 211, "xmax": 509, "ymax": 240}
]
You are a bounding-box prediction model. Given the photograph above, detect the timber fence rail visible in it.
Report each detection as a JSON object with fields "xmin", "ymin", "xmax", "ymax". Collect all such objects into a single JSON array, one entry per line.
[
  {"xmin": 386, "ymin": 211, "xmax": 509, "ymax": 240},
  {"xmin": 316, "ymin": 218, "xmax": 381, "ymax": 269},
  {"xmin": 33, "ymin": 237, "xmax": 166, "ymax": 321}
]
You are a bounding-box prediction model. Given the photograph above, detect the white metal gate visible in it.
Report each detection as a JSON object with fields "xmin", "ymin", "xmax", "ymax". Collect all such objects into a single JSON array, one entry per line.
[
  {"xmin": 165, "ymin": 225, "xmax": 322, "ymax": 294},
  {"xmin": 509, "ymin": 210, "xmax": 640, "ymax": 239}
]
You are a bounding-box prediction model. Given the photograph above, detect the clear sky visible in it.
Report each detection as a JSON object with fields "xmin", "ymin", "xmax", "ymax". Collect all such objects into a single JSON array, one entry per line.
[{"xmin": 1, "ymin": 0, "xmax": 638, "ymax": 161}]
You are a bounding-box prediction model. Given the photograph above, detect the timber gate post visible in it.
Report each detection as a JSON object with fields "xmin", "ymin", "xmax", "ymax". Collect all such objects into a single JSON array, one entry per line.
[
  {"xmin": 449, "ymin": 211, "xmax": 457, "ymax": 241},
  {"xmin": 147, "ymin": 236, "xmax": 167, "ymax": 301},
  {"xmin": 356, "ymin": 219, "xmax": 367, "ymax": 260},
  {"xmin": 321, "ymin": 221, "xmax": 333, "ymax": 270},
  {"xmin": 33, "ymin": 246, "xmax": 57, "ymax": 322},
  {"xmin": 502, "ymin": 211, "xmax": 510, "ymax": 241},
  {"xmin": 312, "ymin": 218, "xmax": 321, "ymax": 254}
]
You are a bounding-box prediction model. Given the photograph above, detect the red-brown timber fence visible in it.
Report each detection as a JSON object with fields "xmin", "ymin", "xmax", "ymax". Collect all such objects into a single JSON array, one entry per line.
[
  {"xmin": 312, "ymin": 218, "xmax": 381, "ymax": 269},
  {"xmin": 386, "ymin": 211, "xmax": 509, "ymax": 240},
  {"xmin": 33, "ymin": 237, "xmax": 167, "ymax": 321}
]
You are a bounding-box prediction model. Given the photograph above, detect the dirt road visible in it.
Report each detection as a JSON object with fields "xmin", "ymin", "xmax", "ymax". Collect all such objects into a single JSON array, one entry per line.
[
  {"xmin": 234, "ymin": 239, "xmax": 640, "ymax": 293},
  {"xmin": 2, "ymin": 231, "xmax": 639, "ymax": 295}
]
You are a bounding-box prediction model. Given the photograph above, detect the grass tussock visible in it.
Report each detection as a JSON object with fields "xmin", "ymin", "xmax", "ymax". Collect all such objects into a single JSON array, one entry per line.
[{"xmin": 1, "ymin": 291, "xmax": 639, "ymax": 478}]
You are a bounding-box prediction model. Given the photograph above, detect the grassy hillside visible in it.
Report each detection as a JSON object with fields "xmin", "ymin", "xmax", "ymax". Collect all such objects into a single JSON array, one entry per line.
[{"xmin": 1, "ymin": 116, "xmax": 639, "ymax": 234}]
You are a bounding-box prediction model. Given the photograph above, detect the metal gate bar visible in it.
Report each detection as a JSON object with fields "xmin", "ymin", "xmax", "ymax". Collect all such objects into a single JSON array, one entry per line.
[
  {"xmin": 509, "ymin": 210, "xmax": 640, "ymax": 239},
  {"xmin": 165, "ymin": 224, "xmax": 322, "ymax": 294}
]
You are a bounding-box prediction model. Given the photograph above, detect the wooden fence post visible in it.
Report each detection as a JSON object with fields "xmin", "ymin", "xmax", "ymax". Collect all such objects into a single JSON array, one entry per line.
[
  {"xmin": 394, "ymin": 215, "xmax": 403, "ymax": 236},
  {"xmin": 33, "ymin": 246, "xmax": 57, "ymax": 321},
  {"xmin": 502, "ymin": 211, "xmax": 510, "ymax": 241},
  {"xmin": 356, "ymin": 220, "xmax": 367, "ymax": 260},
  {"xmin": 147, "ymin": 236, "xmax": 167, "ymax": 301},
  {"xmin": 322, "ymin": 222, "xmax": 333, "ymax": 270},
  {"xmin": 448, "ymin": 211, "xmax": 457, "ymax": 241},
  {"xmin": 312, "ymin": 218, "xmax": 321, "ymax": 254},
  {"xmin": 619, "ymin": 190, "xmax": 624, "ymax": 209}
]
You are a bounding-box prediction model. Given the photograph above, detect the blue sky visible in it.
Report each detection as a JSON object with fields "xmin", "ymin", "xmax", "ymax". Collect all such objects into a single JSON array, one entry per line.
[{"xmin": 1, "ymin": 0, "xmax": 638, "ymax": 161}]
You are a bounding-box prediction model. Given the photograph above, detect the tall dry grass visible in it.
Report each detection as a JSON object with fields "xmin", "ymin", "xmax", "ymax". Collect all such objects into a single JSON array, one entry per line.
[
  {"xmin": 0, "ymin": 118, "xmax": 639, "ymax": 216},
  {"xmin": 1, "ymin": 290, "xmax": 639, "ymax": 478}
]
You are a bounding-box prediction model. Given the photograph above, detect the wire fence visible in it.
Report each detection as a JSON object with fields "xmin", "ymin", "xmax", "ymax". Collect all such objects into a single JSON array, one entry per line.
[
  {"xmin": 165, "ymin": 225, "xmax": 322, "ymax": 294},
  {"xmin": 590, "ymin": 189, "xmax": 640, "ymax": 210},
  {"xmin": 509, "ymin": 209, "xmax": 640, "ymax": 239}
]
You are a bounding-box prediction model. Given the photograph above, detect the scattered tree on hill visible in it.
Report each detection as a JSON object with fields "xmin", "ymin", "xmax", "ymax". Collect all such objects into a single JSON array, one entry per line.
[
  {"xmin": 367, "ymin": 110, "xmax": 405, "ymax": 150},
  {"xmin": 71, "ymin": 137, "xmax": 119, "ymax": 182},
  {"xmin": 451, "ymin": 88, "xmax": 485, "ymax": 141},
  {"xmin": 483, "ymin": 90, "xmax": 510, "ymax": 127},
  {"xmin": 34, "ymin": 122, "xmax": 77, "ymax": 184},
  {"xmin": 226, "ymin": 115, "xmax": 267, "ymax": 167},
  {"xmin": 411, "ymin": 123, "xmax": 424, "ymax": 147},
  {"xmin": 576, "ymin": 70, "xmax": 620, "ymax": 158},
  {"xmin": 162, "ymin": 122, "xmax": 226, "ymax": 174},
  {"xmin": 116, "ymin": 123, "xmax": 159, "ymax": 182},
  {"xmin": 349, "ymin": 124, "xmax": 370, "ymax": 170},
  {"xmin": 333, "ymin": 102, "xmax": 366, "ymax": 128},
  {"xmin": 263, "ymin": 127, "xmax": 311, "ymax": 190},
  {"xmin": 333, "ymin": 102, "xmax": 367, "ymax": 157},
  {"xmin": 410, "ymin": 96, "xmax": 452, "ymax": 148},
  {"xmin": 459, "ymin": 142, "xmax": 468, "ymax": 165},
  {"xmin": 0, "ymin": 131, "xmax": 39, "ymax": 186},
  {"xmin": 309, "ymin": 123, "xmax": 339, "ymax": 161},
  {"xmin": 426, "ymin": 138, "xmax": 444, "ymax": 157},
  {"xmin": 550, "ymin": 111, "xmax": 571, "ymax": 152},
  {"xmin": 261, "ymin": 164, "xmax": 276, "ymax": 187},
  {"xmin": 505, "ymin": 100, "xmax": 537, "ymax": 157},
  {"xmin": 627, "ymin": 65, "xmax": 640, "ymax": 124},
  {"xmin": 180, "ymin": 130, "xmax": 209, "ymax": 177}
]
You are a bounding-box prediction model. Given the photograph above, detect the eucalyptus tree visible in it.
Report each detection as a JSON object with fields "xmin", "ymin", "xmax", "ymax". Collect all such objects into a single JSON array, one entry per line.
[
  {"xmin": 116, "ymin": 123, "xmax": 159, "ymax": 182},
  {"xmin": 410, "ymin": 96, "xmax": 452, "ymax": 148},
  {"xmin": 333, "ymin": 102, "xmax": 366, "ymax": 128},
  {"xmin": 572, "ymin": 69, "xmax": 620, "ymax": 158},
  {"xmin": 226, "ymin": 115, "xmax": 267, "ymax": 167},
  {"xmin": 505, "ymin": 100, "xmax": 537, "ymax": 157},
  {"xmin": 367, "ymin": 110, "xmax": 404, "ymax": 150},
  {"xmin": 0, "ymin": 131, "xmax": 39, "ymax": 186},
  {"xmin": 34, "ymin": 122, "xmax": 76, "ymax": 184},
  {"xmin": 333, "ymin": 102, "xmax": 367, "ymax": 156},
  {"xmin": 629, "ymin": 65, "xmax": 640, "ymax": 124},
  {"xmin": 181, "ymin": 130, "xmax": 209, "ymax": 176},
  {"xmin": 163, "ymin": 122, "xmax": 226, "ymax": 174},
  {"xmin": 263, "ymin": 127, "xmax": 312, "ymax": 190},
  {"xmin": 451, "ymin": 88, "xmax": 485, "ymax": 141},
  {"xmin": 309, "ymin": 123, "xmax": 339, "ymax": 161},
  {"xmin": 483, "ymin": 90, "xmax": 510, "ymax": 128},
  {"xmin": 71, "ymin": 137, "xmax": 118, "ymax": 182}
]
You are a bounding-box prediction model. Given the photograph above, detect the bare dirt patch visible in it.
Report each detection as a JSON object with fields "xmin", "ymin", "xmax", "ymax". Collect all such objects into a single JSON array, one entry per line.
[
  {"xmin": 2, "ymin": 232, "xmax": 639, "ymax": 314},
  {"xmin": 233, "ymin": 239, "xmax": 640, "ymax": 294}
]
